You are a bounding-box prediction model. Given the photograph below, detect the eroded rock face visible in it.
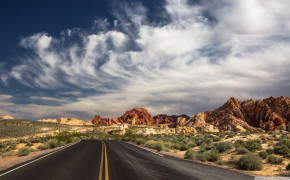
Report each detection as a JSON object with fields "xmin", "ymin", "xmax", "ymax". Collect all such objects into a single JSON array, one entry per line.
[
  {"xmin": 92, "ymin": 108, "xmax": 176, "ymax": 125},
  {"xmin": 119, "ymin": 108, "xmax": 154, "ymax": 125},
  {"xmin": 92, "ymin": 115, "xmax": 120, "ymax": 125},
  {"xmin": 153, "ymin": 115, "xmax": 174, "ymax": 124},
  {"xmin": 189, "ymin": 96, "xmax": 290, "ymax": 131}
]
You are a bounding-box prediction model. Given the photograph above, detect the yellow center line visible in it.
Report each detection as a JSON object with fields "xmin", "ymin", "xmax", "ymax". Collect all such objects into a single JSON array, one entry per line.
[
  {"xmin": 104, "ymin": 142, "xmax": 109, "ymax": 180},
  {"xmin": 98, "ymin": 141, "xmax": 104, "ymax": 180}
]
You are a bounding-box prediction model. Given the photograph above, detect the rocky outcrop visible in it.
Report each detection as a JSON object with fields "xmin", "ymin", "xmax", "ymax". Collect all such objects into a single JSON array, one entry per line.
[
  {"xmin": 38, "ymin": 117, "xmax": 92, "ymax": 125},
  {"xmin": 119, "ymin": 108, "xmax": 154, "ymax": 125},
  {"xmin": 92, "ymin": 115, "xmax": 120, "ymax": 125},
  {"xmin": 185, "ymin": 96, "xmax": 290, "ymax": 131},
  {"xmin": 186, "ymin": 113, "xmax": 219, "ymax": 132},
  {"xmin": 0, "ymin": 115, "xmax": 14, "ymax": 120},
  {"xmin": 153, "ymin": 115, "xmax": 174, "ymax": 124},
  {"xmin": 92, "ymin": 108, "xmax": 178, "ymax": 125},
  {"xmin": 37, "ymin": 119, "xmax": 58, "ymax": 123},
  {"xmin": 59, "ymin": 117, "xmax": 92, "ymax": 125}
]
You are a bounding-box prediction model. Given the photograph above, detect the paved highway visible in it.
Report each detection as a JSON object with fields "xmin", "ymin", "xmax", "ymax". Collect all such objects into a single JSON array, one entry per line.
[{"xmin": 0, "ymin": 140, "xmax": 254, "ymax": 180}]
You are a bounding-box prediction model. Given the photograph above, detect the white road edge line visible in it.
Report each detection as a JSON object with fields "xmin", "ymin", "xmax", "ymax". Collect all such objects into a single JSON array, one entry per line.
[
  {"xmin": 124, "ymin": 141, "xmax": 164, "ymax": 157},
  {"xmin": 0, "ymin": 140, "xmax": 81, "ymax": 177}
]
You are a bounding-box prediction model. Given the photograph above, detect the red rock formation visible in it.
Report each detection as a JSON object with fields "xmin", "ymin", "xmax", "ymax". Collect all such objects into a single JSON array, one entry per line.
[
  {"xmin": 153, "ymin": 115, "xmax": 174, "ymax": 124},
  {"xmin": 92, "ymin": 108, "xmax": 170, "ymax": 125},
  {"xmin": 202, "ymin": 96, "xmax": 289, "ymax": 131},
  {"xmin": 92, "ymin": 115, "xmax": 121, "ymax": 125},
  {"xmin": 118, "ymin": 108, "xmax": 154, "ymax": 125}
]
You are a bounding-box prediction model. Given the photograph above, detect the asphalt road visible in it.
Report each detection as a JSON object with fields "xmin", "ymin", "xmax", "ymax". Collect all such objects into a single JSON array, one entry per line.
[{"xmin": 0, "ymin": 140, "xmax": 254, "ymax": 180}]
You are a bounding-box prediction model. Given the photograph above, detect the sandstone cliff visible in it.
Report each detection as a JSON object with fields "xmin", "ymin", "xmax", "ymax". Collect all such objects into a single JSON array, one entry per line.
[
  {"xmin": 186, "ymin": 96, "xmax": 290, "ymax": 131},
  {"xmin": 37, "ymin": 117, "xmax": 92, "ymax": 125}
]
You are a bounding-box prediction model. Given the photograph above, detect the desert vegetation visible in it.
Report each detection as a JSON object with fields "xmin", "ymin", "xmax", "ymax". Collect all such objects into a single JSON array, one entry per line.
[{"xmin": 119, "ymin": 130, "xmax": 290, "ymax": 177}]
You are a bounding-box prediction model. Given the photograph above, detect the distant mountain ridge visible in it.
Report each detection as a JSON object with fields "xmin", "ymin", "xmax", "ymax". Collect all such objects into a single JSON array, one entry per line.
[{"xmin": 91, "ymin": 96, "xmax": 290, "ymax": 131}]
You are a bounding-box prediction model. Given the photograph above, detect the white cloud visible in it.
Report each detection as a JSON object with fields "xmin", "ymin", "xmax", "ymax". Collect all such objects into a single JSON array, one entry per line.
[{"xmin": 1, "ymin": 0, "xmax": 290, "ymax": 119}]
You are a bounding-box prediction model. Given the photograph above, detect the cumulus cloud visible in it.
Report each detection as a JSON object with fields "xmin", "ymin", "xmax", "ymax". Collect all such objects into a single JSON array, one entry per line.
[{"xmin": 1, "ymin": 0, "xmax": 290, "ymax": 119}]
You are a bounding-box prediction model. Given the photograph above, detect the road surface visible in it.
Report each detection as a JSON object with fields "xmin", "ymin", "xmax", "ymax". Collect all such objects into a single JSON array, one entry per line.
[{"xmin": 0, "ymin": 140, "xmax": 254, "ymax": 180}]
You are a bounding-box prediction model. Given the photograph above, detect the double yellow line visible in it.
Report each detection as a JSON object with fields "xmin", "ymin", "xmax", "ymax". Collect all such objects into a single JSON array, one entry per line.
[{"xmin": 99, "ymin": 141, "xmax": 109, "ymax": 180}]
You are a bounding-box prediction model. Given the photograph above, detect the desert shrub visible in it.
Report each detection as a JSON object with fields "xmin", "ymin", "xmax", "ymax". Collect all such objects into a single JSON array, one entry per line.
[
  {"xmin": 179, "ymin": 144, "xmax": 190, "ymax": 151},
  {"xmin": 259, "ymin": 151, "xmax": 268, "ymax": 159},
  {"xmin": 284, "ymin": 153, "xmax": 290, "ymax": 159},
  {"xmin": 26, "ymin": 142, "xmax": 33, "ymax": 147},
  {"xmin": 0, "ymin": 151, "xmax": 15, "ymax": 158},
  {"xmin": 184, "ymin": 150, "xmax": 196, "ymax": 160},
  {"xmin": 213, "ymin": 136, "xmax": 222, "ymax": 142},
  {"xmin": 154, "ymin": 142, "xmax": 163, "ymax": 152},
  {"xmin": 226, "ymin": 132, "xmax": 236, "ymax": 138},
  {"xmin": 48, "ymin": 139, "xmax": 59, "ymax": 148},
  {"xmin": 8, "ymin": 144, "xmax": 17, "ymax": 151},
  {"xmin": 237, "ymin": 153, "xmax": 263, "ymax": 170},
  {"xmin": 267, "ymin": 155, "xmax": 283, "ymax": 164},
  {"xmin": 213, "ymin": 142, "xmax": 233, "ymax": 153},
  {"xmin": 196, "ymin": 153, "xmax": 207, "ymax": 162},
  {"xmin": 234, "ymin": 140, "xmax": 262, "ymax": 152},
  {"xmin": 266, "ymin": 148, "xmax": 274, "ymax": 155},
  {"xmin": 216, "ymin": 160, "xmax": 224, "ymax": 165},
  {"xmin": 236, "ymin": 147, "xmax": 249, "ymax": 155},
  {"xmin": 173, "ymin": 143, "xmax": 182, "ymax": 150},
  {"xmin": 205, "ymin": 150, "xmax": 221, "ymax": 162},
  {"xmin": 278, "ymin": 139, "xmax": 290, "ymax": 148},
  {"xmin": 274, "ymin": 144, "xmax": 290, "ymax": 155},
  {"xmin": 135, "ymin": 138, "xmax": 145, "ymax": 145},
  {"xmin": 145, "ymin": 140, "xmax": 163, "ymax": 152},
  {"xmin": 123, "ymin": 130, "xmax": 136, "ymax": 141},
  {"xmin": 286, "ymin": 163, "xmax": 290, "ymax": 170},
  {"xmin": 38, "ymin": 143, "xmax": 50, "ymax": 150},
  {"xmin": 58, "ymin": 141, "xmax": 65, "ymax": 146},
  {"xmin": 189, "ymin": 142, "xmax": 197, "ymax": 148},
  {"xmin": 199, "ymin": 145, "xmax": 212, "ymax": 154},
  {"xmin": 18, "ymin": 147, "xmax": 32, "ymax": 156}
]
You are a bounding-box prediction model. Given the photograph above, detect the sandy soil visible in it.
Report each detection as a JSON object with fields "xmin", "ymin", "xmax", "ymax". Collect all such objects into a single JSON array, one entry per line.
[{"xmin": 0, "ymin": 146, "xmax": 64, "ymax": 172}]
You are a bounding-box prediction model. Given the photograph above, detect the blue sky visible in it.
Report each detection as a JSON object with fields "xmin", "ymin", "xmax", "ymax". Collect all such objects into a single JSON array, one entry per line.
[{"xmin": 0, "ymin": 0, "xmax": 290, "ymax": 120}]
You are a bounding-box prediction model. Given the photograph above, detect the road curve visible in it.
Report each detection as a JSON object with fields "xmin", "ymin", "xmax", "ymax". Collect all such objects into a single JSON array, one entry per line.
[{"xmin": 0, "ymin": 140, "xmax": 254, "ymax": 180}]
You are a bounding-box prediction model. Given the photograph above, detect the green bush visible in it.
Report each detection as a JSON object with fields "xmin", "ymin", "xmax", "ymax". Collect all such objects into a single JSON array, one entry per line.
[
  {"xmin": 278, "ymin": 139, "xmax": 290, "ymax": 148},
  {"xmin": 135, "ymin": 138, "xmax": 145, "ymax": 145},
  {"xmin": 274, "ymin": 144, "xmax": 290, "ymax": 155},
  {"xmin": 184, "ymin": 150, "xmax": 196, "ymax": 160},
  {"xmin": 234, "ymin": 140, "xmax": 262, "ymax": 152},
  {"xmin": 196, "ymin": 153, "xmax": 207, "ymax": 162},
  {"xmin": 1, "ymin": 151, "xmax": 15, "ymax": 158},
  {"xmin": 154, "ymin": 143, "xmax": 163, "ymax": 152},
  {"xmin": 180, "ymin": 144, "xmax": 190, "ymax": 151},
  {"xmin": 267, "ymin": 155, "xmax": 283, "ymax": 164},
  {"xmin": 48, "ymin": 139, "xmax": 59, "ymax": 148},
  {"xmin": 236, "ymin": 147, "xmax": 249, "ymax": 155},
  {"xmin": 206, "ymin": 150, "xmax": 221, "ymax": 162},
  {"xmin": 226, "ymin": 132, "xmax": 236, "ymax": 138},
  {"xmin": 216, "ymin": 160, "xmax": 224, "ymax": 165},
  {"xmin": 266, "ymin": 148, "xmax": 274, "ymax": 155},
  {"xmin": 286, "ymin": 163, "xmax": 290, "ymax": 170},
  {"xmin": 38, "ymin": 144, "xmax": 50, "ymax": 150},
  {"xmin": 237, "ymin": 153, "xmax": 263, "ymax": 170},
  {"xmin": 213, "ymin": 142, "xmax": 233, "ymax": 153},
  {"xmin": 18, "ymin": 147, "xmax": 32, "ymax": 156},
  {"xmin": 259, "ymin": 151, "xmax": 268, "ymax": 159}
]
